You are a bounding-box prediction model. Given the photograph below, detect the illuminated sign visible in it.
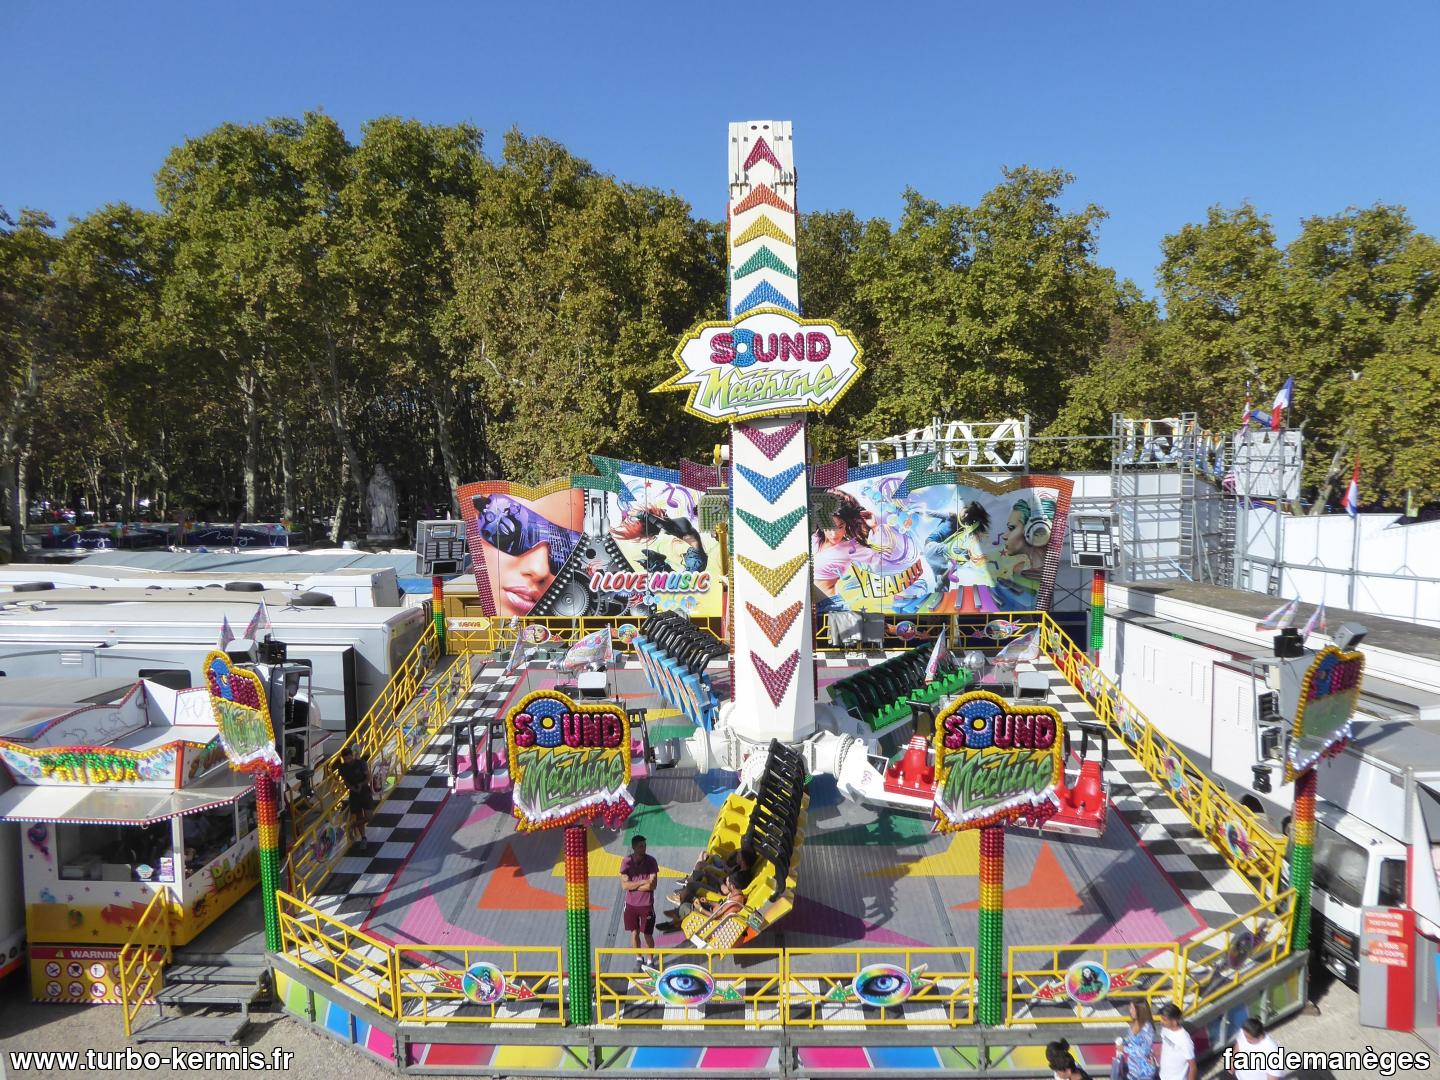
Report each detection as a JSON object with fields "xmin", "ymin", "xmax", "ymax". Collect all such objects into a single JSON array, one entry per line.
[
  {"xmin": 932, "ymin": 691, "xmax": 1065, "ymax": 830},
  {"xmin": 657, "ymin": 309, "xmax": 863, "ymax": 423},
  {"xmin": 504, "ymin": 690, "xmax": 633, "ymax": 831},
  {"xmin": 203, "ymin": 652, "xmax": 281, "ymax": 773},
  {"xmin": 1286, "ymin": 645, "xmax": 1364, "ymax": 781},
  {"xmin": 0, "ymin": 745, "xmax": 179, "ymax": 787}
]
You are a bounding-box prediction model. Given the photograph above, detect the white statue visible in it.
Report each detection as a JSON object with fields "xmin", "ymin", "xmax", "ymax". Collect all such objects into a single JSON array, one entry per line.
[{"xmin": 368, "ymin": 464, "xmax": 399, "ymax": 538}]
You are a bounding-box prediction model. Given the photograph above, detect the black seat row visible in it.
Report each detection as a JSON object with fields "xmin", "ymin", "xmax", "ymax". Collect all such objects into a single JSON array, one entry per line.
[{"xmin": 743, "ymin": 740, "xmax": 807, "ymax": 900}]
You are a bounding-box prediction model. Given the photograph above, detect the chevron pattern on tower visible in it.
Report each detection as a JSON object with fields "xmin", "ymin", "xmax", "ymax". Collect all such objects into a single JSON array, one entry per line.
[
  {"xmin": 736, "ymin": 506, "xmax": 807, "ymax": 550},
  {"xmin": 736, "ymin": 462, "xmax": 805, "ymax": 503},
  {"xmin": 736, "ymin": 419, "xmax": 803, "ymax": 460},
  {"xmin": 746, "ymin": 601, "xmax": 802, "ymax": 647},
  {"xmin": 737, "ymin": 552, "xmax": 808, "ymax": 597}
]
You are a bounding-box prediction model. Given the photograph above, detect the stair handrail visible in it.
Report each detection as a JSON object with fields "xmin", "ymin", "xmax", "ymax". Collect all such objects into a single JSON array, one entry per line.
[
  {"xmin": 118, "ymin": 885, "xmax": 177, "ymax": 1039},
  {"xmin": 287, "ymin": 619, "xmax": 442, "ymax": 900},
  {"xmin": 1026, "ymin": 612, "xmax": 1286, "ymax": 901}
]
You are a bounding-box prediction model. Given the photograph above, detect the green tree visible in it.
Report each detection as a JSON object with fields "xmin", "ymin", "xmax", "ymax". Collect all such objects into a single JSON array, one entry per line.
[
  {"xmin": 1156, "ymin": 203, "xmax": 1289, "ymax": 425},
  {"xmin": 841, "ymin": 168, "xmax": 1115, "ymax": 454},
  {"xmin": 0, "ymin": 209, "xmax": 62, "ymax": 558},
  {"xmin": 448, "ymin": 131, "xmax": 724, "ymax": 482}
]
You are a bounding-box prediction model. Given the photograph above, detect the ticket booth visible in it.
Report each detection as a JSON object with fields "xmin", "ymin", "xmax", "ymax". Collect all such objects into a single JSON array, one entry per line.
[{"xmin": 0, "ymin": 680, "xmax": 259, "ymax": 1003}]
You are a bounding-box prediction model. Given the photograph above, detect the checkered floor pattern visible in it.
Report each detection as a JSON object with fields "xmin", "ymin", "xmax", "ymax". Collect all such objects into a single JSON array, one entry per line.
[
  {"xmin": 1040, "ymin": 670, "xmax": 1264, "ymax": 925},
  {"xmin": 309, "ymin": 660, "xmax": 515, "ymax": 917},
  {"xmin": 309, "ymin": 654, "xmax": 1262, "ymax": 934}
]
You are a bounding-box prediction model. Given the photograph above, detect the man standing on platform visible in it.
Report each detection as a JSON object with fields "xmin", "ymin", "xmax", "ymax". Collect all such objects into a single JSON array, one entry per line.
[{"xmin": 619, "ymin": 834, "xmax": 658, "ymax": 969}]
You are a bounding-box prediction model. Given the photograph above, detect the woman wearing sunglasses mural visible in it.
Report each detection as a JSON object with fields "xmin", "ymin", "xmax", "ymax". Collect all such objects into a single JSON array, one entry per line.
[{"xmin": 461, "ymin": 488, "xmax": 587, "ymax": 617}]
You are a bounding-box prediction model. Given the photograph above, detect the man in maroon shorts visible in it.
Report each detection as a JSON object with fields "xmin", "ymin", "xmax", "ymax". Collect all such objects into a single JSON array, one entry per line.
[{"xmin": 619, "ymin": 834, "xmax": 658, "ymax": 968}]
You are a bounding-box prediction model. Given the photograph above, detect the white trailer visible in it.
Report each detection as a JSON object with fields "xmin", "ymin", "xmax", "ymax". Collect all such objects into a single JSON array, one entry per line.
[
  {"xmin": 1102, "ymin": 580, "xmax": 1440, "ymax": 994},
  {"xmin": 0, "ymin": 563, "xmax": 402, "ymax": 607},
  {"xmin": 0, "ymin": 595, "xmax": 427, "ymax": 732}
]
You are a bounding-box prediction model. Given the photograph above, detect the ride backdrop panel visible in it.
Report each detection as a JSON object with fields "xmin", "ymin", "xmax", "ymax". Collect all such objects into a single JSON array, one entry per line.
[
  {"xmin": 456, "ymin": 465, "xmax": 723, "ymax": 621},
  {"xmin": 814, "ymin": 464, "xmax": 1072, "ymax": 615}
]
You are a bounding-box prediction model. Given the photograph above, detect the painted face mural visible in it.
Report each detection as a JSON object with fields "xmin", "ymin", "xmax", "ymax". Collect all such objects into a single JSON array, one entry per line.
[{"xmin": 460, "ymin": 487, "xmax": 586, "ymax": 618}]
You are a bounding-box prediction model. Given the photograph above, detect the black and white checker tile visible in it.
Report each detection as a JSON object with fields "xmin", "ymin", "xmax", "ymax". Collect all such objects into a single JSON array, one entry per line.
[
  {"xmin": 308, "ymin": 661, "xmax": 519, "ymax": 915},
  {"xmin": 1040, "ymin": 668, "xmax": 1264, "ymax": 924}
]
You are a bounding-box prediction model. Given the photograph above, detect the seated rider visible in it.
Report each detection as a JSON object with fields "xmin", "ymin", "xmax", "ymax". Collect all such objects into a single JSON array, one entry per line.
[
  {"xmin": 660, "ymin": 839, "xmax": 758, "ymax": 929},
  {"xmin": 689, "ymin": 874, "xmax": 747, "ymax": 926}
]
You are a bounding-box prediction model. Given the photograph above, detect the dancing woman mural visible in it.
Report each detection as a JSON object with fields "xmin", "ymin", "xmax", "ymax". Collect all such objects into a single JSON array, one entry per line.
[
  {"xmin": 931, "ymin": 501, "xmax": 999, "ymax": 614},
  {"xmin": 611, "ymin": 506, "xmax": 708, "ymax": 573}
]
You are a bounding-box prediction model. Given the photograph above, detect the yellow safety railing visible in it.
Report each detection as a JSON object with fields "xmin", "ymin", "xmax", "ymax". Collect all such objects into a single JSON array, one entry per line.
[
  {"xmin": 118, "ymin": 886, "xmax": 177, "ymax": 1038},
  {"xmin": 1179, "ymin": 890, "xmax": 1295, "ymax": 1012},
  {"xmin": 288, "ymin": 622, "xmax": 478, "ymax": 901},
  {"xmin": 1006, "ymin": 942, "xmax": 1182, "ymax": 1024},
  {"xmin": 442, "ymin": 612, "xmax": 725, "ymax": 657},
  {"xmin": 395, "ymin": 945, "xmax": 564, "ymax": 1024},
  {"xmin": 277, "ymin": 890, "xmax": 399, "ymax": 1017},
  {"xmin": 594, "ymin": 947, "xmax": 784, "ymax": 1027},
  {"xmin": 1028, "ymin": 613, "xmax": 1287, "ymax": 902},
  {"xmin": 783, "ymin": 947, "xmax": 976, "ymax": 1028}
]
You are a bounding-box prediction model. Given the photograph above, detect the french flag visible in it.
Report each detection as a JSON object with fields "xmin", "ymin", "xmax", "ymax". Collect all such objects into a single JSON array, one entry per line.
[
  {"xmin": 1270, "ymin": 377, "xmax": 1294, "ymax": 430},
  {"xmin": 1342, "ymin": 460, "xmax": 1361, "ymax": 518}
]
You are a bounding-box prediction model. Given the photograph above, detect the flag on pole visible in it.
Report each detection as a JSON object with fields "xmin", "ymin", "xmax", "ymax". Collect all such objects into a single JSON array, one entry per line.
[
  {"xmin": 1270, "ymin": 377, "xmax": 1294, "ymax": 430},
  {"xmin": 925, "ymin": 628, "xmax": 948, "ymax": 684},
  {"xmin": 1255, "ymin": 598, "xmax": 1299, "ymax": 632},
  {"xmin": 1302, "ymin": 602, "xmax": 1328, "ymax": 639},
  {"xmin": 557, "ymin": 627, "xmax": 612, "ymax": 672},
  {"xmin": 1239, "ymin": 386, "xmax": 1253, "ymax": 434},
  {"xmin": 218, "ymin": 616, "xmax": 235, "ymax": 650},
  {"xmin": 1341, "ymin": 460, "xmax": 1361, "ymax": 518},
  {"xmin": 243, "ymin": 598, "xmax": 272, "ymax": 641},
  {"xmin": 502, "ymin": 630, "xmax": 529, "ymax": 676}
]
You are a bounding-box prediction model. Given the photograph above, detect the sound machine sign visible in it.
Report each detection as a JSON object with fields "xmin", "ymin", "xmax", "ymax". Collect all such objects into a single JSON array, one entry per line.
[{"xmin": 658, "ymin": 309, "xmax": 863, "ymax": 423}]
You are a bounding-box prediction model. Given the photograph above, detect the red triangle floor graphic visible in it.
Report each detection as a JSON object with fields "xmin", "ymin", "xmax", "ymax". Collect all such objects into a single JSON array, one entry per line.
[
  {"xmin": 954, "ymin": 842, "xmax": 1082, "ymax": 911},
  {"xmin": 477, "ymin": 844, "xmax": 601, "ymax": 912}
]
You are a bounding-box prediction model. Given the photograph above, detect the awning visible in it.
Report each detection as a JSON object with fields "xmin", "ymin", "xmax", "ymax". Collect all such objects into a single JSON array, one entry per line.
[{"xmin": 0, "ymin": 775, "xmax": 254, "ymax": 825}]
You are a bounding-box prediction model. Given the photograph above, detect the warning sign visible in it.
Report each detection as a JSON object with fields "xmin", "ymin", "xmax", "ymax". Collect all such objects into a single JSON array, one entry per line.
[
  {"xmin": 1366, "ymin": 940, "xmax": 1409, "ymax": 968},
  {"xmin": 1363, "ymin": 909, "xmax": 1407, "ymax": 938}
]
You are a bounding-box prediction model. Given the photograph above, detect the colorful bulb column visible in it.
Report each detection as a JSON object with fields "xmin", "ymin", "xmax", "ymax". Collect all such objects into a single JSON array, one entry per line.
[
  {"xmin": 563, "ymin": 824, "xmax": 593, "ymax": 1024},
  {"xmin": 977, "ymin": 824, "xmax": 1006, "ymax": 1025},
  {"xmin": 431, "ymin": 575, "xmax": 447, "ymax": 653},
  {"xmin": 255, "ymin": 768, "xmax": 283, "ymax": 951},
  {"xmin": 1089, "ymin": 570, "xmax": 1106, "ymax": 659},
  {"xmin": 1289, "ymin": 767, "xmax": 1317, "ymax": 951}
]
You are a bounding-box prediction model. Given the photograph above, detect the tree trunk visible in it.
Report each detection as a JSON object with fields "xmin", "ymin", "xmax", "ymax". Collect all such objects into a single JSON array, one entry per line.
[
  {"xmin": 8, "ymin": 451, "xmax": 26, "ymax": 561},
  {"xmin": 431, "ymin": 384, "xmax": 463, "ymax": 516},
  {"xmin": 240, "ymin": 365, "xmax": 260, "ymax": 520},
  {"xmin": 312, "ymin": 329, "xmax": 367, "ymax": 524},
  {"xmin": 329, "ymin": 458, "xmax": 349, "ymax": 545},
  {"xmin": 276, "ymin": 413, "xmax": 298, "ymax": 523}
]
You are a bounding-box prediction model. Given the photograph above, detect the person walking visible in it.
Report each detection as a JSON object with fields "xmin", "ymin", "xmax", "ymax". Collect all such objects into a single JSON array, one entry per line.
[
  {"xmin": 1156, "ymin": 1003, "xmax": 1197, "ymax": 1080},
  {"xmin": 619, "ymin": 835, "xmax": 658, "ymax": 969},
  {"xmin": 1111, "ymin": 1000, "xmax": 1159, "ymax": 1080},
  {"xmin": 1228, "ymin": 1018, "xmax": 1282, "ymax": 1080},
  {"xmin": 336, "ymin": 746, "xmax": 375, "ymax": 850}
]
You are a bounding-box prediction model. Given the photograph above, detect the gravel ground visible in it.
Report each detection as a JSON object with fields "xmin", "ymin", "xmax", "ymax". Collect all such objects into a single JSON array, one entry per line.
[{"xmin": 0, "ymin": 967, "xmax": 1432, "ymax": 1079}]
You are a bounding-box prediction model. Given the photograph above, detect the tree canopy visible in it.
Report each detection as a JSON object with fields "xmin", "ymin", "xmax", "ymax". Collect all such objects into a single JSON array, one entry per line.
[{"xmin": 3, "ymin": 114, "xmax": 1437, "ymax": 554}]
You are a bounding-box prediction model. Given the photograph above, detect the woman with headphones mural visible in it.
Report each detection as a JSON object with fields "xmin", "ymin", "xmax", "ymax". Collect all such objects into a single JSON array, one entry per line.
[{"xmin": 993, "ymin": 496, "xmax": 1057, "ymax": 610}]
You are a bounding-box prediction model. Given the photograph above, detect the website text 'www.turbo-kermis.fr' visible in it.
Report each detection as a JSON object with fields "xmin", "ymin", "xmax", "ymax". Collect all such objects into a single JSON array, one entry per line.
[{"xmin": 6, "ymin": 1047, "xmax": 295, "ymax": 1072}]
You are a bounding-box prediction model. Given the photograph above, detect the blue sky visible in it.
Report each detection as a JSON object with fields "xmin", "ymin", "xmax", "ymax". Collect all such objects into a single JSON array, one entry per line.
[{"xmin": 4, "ymin": 1, "xmax": 1437, "ymax": 295}]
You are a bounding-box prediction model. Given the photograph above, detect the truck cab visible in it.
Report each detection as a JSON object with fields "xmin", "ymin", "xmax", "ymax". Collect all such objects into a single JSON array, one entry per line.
[{"xmin": 1287, "ymin": 802, "xmax": 1408, "ymax": 986}]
